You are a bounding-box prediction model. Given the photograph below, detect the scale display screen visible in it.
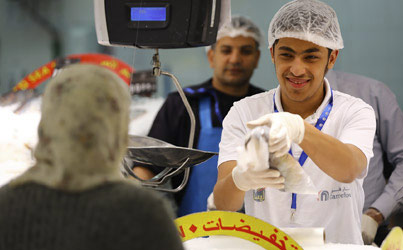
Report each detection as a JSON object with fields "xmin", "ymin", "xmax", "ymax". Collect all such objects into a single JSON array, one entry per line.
[{"xmin": 130, "ymin": 7, "xmax": 166, "ymax": 21}]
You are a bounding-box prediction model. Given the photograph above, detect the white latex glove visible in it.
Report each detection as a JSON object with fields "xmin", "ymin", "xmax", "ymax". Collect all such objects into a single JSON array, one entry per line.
[
  {"xmin": 247, "ymin": 112, "xmax": 305, "ymax": 157},
  {"xmin": 232, "ymin": 127, "xmax": 285, "ymax": 192},
  {"xmin": 362, "ymin": 213, "xmax": 378, "ymax": 245}
]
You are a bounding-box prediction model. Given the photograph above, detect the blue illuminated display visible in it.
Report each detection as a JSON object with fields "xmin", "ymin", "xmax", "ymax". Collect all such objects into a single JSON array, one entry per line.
[{"xmin": 131, "ymin": 7, "xmax": 166, "ymax": 21}]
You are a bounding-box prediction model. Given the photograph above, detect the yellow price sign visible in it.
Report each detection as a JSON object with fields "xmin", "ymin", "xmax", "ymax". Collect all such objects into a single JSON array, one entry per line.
[
  {"xmin": 175, "ymin": 211, "xmax": 303, "ymax": 250},
  {"xmin": 381, "ymin": 227, "xmax": 403, "ymax": 250}
]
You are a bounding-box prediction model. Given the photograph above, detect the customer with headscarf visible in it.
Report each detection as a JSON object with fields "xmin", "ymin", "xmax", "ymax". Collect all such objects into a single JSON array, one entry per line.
[{"xmin": 0, "ymin": 64, "xmax": 184, "ymax": 250}]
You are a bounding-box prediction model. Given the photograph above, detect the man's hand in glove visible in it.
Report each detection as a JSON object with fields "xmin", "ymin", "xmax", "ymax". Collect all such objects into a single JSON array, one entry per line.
[
  {"xmin": 362, "ymin": 208, "xmax": 384, "ymax": 245},
  {"xmin": 247, "ymin": 112, "xmax": 305, "ymax": 157},
  {"xmin": 232, "ymin": 127, "xmax": 285, "ymax": 192}
]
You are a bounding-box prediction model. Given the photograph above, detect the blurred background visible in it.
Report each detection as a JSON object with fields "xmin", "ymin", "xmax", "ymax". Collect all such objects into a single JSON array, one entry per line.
[{"xmin": 1, "ymin": 0, "xmax": 403, "ymax": 108}]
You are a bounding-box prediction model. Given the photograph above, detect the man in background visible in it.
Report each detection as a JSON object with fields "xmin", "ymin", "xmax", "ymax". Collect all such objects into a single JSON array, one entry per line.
[
  {"xmin": 326, "ymin": 69, "xmax": 403, "ymax": 245},
  {"xmin": 134, "ymin": 16, "xmax": 265, "ymax": 217}
]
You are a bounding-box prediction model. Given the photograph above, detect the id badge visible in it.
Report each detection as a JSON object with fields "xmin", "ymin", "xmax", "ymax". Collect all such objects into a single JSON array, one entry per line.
[{"xmin": 253, "ymin": 188, "xmax": 265, "ymax": 202}]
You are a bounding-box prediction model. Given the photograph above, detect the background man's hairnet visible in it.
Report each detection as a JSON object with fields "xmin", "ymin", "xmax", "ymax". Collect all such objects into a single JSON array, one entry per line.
[{"xmin": 207, "ymin": 15, "xmax": 263, "ymax": 51}]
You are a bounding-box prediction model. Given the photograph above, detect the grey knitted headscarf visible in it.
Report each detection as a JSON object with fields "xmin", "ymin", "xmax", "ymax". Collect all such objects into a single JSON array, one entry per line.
[{"xmin": 11, "ymin": 64, "xmax": 131, "ymax": 191}]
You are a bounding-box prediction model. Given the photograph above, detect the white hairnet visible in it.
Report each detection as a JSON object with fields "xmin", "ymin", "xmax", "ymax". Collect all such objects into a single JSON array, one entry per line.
[
  {"xmin": 217, "ymin": 15, "xmax": 263, "ymax": 46},
  {"xmin": 206, "ymin": 15, "xmax": 263, "ymax": 51},
  {"xmin": 268, "ymin": 0, "xmax": 343, "ymax": 50}
]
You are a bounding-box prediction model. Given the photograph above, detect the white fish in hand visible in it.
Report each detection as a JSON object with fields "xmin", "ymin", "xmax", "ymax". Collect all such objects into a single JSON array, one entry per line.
[{"xmin": 245, "ymin": 126, "xmax": 317, "ymax": 194}]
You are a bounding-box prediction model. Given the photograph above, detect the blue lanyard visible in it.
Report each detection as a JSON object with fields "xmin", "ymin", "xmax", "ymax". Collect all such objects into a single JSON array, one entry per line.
[
  {"xmin": 184, "ymin": 87, "xmax": 224, "ymax": 123},
  {"xmin": 273, "ymin": 88, "xmax": 333, "ymax": 212}
]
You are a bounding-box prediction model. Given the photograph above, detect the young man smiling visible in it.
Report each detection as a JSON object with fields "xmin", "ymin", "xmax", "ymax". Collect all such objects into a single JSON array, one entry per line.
[{"xmin": 213, "ymin": 0, "xmax": 376, "ymax": 244}]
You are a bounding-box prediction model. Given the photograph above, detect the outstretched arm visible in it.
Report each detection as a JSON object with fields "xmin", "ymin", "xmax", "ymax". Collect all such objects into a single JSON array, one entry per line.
[
  {"xmin": 248, "ymin": 107, "xmax": 376, "ymax": 183},
  {"xmin": 300, "ymin": 121, "xmax": 367, "ymax": 183}
]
